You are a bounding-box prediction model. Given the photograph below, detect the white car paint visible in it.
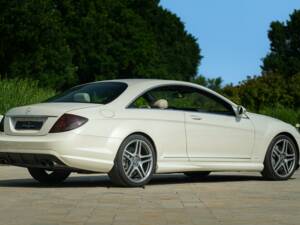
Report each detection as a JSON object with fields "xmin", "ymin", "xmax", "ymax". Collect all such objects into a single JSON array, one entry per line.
[{"xmin": 0, "ymin": 79, "xmax": 299, "ymax": 174}]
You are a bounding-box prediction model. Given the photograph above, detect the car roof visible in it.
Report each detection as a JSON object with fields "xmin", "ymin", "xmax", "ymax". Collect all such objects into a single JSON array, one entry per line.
[{"xmin": 95, "ymin": 78, "xmax": 193, "ymax": 87}]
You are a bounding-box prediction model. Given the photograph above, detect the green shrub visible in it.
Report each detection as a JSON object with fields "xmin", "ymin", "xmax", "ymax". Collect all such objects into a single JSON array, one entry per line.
[
  {"xmin": 0, "ymin": 79, "xmax": 55, "ymax": 115},
  {"xmin": 259, "ymin": 105, "xmax": 300, "ymax": 126},
  {"xmin": 1, "ymin": 78, "xmax": 299, "ymax": 129}
]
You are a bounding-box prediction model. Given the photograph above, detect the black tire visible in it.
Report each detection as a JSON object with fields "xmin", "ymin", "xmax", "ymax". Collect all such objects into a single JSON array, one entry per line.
[
  {"xmin": 262, "ymin": 135, "xmax": 299, "ymax": 181},
  {"xmin": 28, "ymin": 168, "xmax": 71, "ymax": 184},
  {"xmin": 184, "ymin": 171, "xmax": 211, "ymax": 178},
  {"xmin": 108, "ymin": 134, "xmax": 156, "ymax": 187}
]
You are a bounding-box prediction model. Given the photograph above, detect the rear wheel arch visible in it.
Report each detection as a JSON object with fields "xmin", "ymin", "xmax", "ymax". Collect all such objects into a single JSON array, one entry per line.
[
  {"xmin": 123, "ymin": 131, "xmax": 157, "ymax": 160},
  {"xmin": 109, "ymin": 133, "xmax": 157, "ymax": 187}
]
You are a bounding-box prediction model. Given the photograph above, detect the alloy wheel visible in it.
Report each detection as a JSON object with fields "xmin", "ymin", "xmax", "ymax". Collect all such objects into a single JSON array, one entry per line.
[
  {"xmin": 271, "ymin": 138, "xmax": 296, "ymax": 178},
  {"xmin": 122, "ymin": 139, "xmax": 154, "ymax": 183}
]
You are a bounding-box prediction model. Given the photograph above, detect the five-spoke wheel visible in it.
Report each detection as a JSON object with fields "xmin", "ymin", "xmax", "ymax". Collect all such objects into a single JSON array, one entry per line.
[
  {"xmin": 109, "ymin": 134, "xmax": 156, "ymax": 187},
  {"xmin": 262, "ymin": 135, "xmax": 298, "ymax": 180},
  {"xmin": 122, "ymin": 139, "xmax": 154, "ymax": 183}
]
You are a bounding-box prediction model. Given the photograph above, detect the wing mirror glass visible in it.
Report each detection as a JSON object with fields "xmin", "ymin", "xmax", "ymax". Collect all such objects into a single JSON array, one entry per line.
[{"xmin": 236, "ymin": 105, "xmax": 246, "ymax": 117}]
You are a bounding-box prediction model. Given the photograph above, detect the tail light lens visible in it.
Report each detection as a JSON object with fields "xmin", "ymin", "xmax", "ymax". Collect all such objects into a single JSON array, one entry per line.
[
  {"xmin": 49, "ymin": 114, "xmax": 88, "ymax": 133},
  {"xmin": 0, "ymin": 116, "xmax": 4, "ymax": 132}
]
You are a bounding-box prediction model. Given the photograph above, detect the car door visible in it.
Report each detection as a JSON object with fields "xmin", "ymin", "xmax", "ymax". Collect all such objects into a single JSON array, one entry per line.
[
  {"xmin": 172, "ymin": 85, "xmax": 255, "ymax": 160},
  {"xmin": 185, "ymin": 112, "xmax": 254, "ymax": 160}
]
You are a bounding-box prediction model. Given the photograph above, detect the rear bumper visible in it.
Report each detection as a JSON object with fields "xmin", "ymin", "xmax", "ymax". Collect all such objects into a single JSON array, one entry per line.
[
  {"xmin": 0, "ymin": 132, "xmax": 123, "ymax": 172},
  {"xmin": 0, "ymin": 152, "xmax": 68, "ymax": 169}
]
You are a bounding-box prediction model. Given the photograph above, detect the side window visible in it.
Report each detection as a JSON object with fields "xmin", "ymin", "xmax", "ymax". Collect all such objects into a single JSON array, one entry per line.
[
  {"xmin": 130, "ymin": 96, "xmax": 151, "ymax": 109},
  {"xmin": 183, "ymin": 91, "xmax": 234, "ymax": 115},
  {"xmin": 129, "ymin": 85, "xmax": 234, "ymax": 116}
]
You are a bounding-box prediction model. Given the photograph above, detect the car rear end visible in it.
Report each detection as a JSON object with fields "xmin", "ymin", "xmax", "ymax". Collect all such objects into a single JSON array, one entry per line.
[{"xmin": 0, "ymin": 103, "xmax": 118, "ymax": 173}]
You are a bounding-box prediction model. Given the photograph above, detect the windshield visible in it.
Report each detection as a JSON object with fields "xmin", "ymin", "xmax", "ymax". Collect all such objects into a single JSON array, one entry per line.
[{"xmin": 46, "ymin": 82, "xmax": 127, "ymax": 104}]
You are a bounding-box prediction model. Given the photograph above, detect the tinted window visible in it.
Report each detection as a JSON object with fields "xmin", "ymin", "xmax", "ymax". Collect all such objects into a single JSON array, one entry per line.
[
  {"xmin": 46, "ymin": 82, "xmax": 127, "ymax": 104},
  {"xmin": 130, "ymin": 85, "xmax": 234, "ymax": 115}
]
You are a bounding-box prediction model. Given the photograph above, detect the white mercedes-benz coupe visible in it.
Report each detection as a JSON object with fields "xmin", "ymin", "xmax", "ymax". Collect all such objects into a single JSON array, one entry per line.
[{"xmin": 0, "ymin": 79, "xmax": 299, "ymax": 187}]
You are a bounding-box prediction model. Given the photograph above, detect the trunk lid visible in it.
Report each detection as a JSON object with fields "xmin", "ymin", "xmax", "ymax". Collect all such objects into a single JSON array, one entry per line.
[{"xmin": 4, "ymin": 103, "xmax": 98, "ymax": 136}]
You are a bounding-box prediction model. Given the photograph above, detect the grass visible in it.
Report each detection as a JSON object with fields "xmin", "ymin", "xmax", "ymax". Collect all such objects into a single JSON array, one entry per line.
[{"xmin": 0, "ymin": 78, "xmax": 55, "ymax": 115}]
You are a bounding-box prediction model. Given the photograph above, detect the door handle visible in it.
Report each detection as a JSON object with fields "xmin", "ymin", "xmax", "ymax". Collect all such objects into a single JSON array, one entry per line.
[{"xmin": 190, "ymin": 115, "xmax": 202, "ymax": 120}]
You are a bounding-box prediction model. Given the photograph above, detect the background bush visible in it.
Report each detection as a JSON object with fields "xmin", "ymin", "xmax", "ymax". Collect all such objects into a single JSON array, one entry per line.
[
  {"xmin": 0, "ymin": 79, "xmax": 55, "ymax": 114},
  {"xmin": 258, "ymin": 106, "xmax": 300, "ymax": 126}
]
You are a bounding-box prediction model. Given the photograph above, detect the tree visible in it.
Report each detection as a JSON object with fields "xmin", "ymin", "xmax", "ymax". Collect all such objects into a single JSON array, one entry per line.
[
  {"xmin": 0, "ymin": 0, "xmax": 76, "ymax": 90},
  {"xmin": 260, "ymin": 10, "xmax": 300, "ymax": 109},
  {"xmin": 0, "ymin": 0, "xmax": 201, "ymax": 90},
  {"xmin": 223, "ymin": 74, "xmax": 293, "ymax": 112},
  {"xmin": 288, "ymin": 73, "xmax": 300, "ymax": 107},
  {"xmin": 192, "ymin": 75, "xmax": 223, "ymax": 92},
  {"xmin": 223, "ymin": 10, "xmax": 300, "ymax": 113},
  {"xmin": 262, "ymin": 10, "xmax": 300, "ymax": 78}
]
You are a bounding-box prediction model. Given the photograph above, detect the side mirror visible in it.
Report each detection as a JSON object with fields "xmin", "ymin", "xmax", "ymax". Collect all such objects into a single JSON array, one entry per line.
[{"xmin": 236, "ymin": 105, "xmax": 246, "ymax": 117}]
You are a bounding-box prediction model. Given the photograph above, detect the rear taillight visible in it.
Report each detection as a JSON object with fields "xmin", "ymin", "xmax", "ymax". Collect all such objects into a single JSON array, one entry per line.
[
  {"xmin": 0, "ymin": 116, "xmax": 4, "ymax": 132},
  {"xmin": 49, "ymin": 114, "xmax": 88, "ymax": 133}
]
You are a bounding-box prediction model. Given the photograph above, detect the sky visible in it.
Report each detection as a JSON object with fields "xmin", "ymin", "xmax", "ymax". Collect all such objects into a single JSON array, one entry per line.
[{"xmin": 160, "ymin": 0, "xmax": 300, "ymax": 84}]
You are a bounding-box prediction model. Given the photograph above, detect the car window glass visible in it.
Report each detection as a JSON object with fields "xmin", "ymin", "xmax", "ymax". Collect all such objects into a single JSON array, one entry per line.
[
  {"xmin": 131, "ymin": 96, "xmax": 151, "ymax": 108},
  {"xmin": 46, "ymin": 82, "xmax": 127, "ymax": 104},
  {"xmin": 130, "ymin": 85, "xmax": 234, "ymax": 115}
]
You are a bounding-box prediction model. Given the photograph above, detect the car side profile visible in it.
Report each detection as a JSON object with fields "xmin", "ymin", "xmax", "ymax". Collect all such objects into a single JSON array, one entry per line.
[{"xmin": 0, "ymin": 79, "xmax": 299, "ymax": 187}]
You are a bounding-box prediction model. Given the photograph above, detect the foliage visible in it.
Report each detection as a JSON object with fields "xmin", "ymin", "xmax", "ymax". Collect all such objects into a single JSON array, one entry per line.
[
  {"xmin": 223, "ymin": 74, "xmax": 294, "ymax": 112},
  {"xmin": 216, "ymin": 76, "xmax": 299, "ymax": 125},
  {"xmin": 259, "ymin": 106, "xmax": 300, "ymax": 126},
  {"xmin": 222, "ymin": 10, "xmax": 300, "ymax": 125},
  {"xmin": 287, "ymin": 72, "xmax": 300, "ymax": 108},
  {"xmin": 0, "ymin": 0, "xmax": 201, "ymax": 90},
  {"xmin": 0, "ymin": 79, "xmax": 55, "ymax": 114},
  {"xmin": 0, "ymin": 0, "xmax": 76, "ymax": 90},
  {"xmin": 0, "ymin": 2, "xmax": 299, "ymax": 126},
  {"xmin": 192, "ymin": 75, "xmax": 223, "ymax": 92},
  {"xmin": 262, "ymin": 10, "xmax": 300, "ymax": 78}
]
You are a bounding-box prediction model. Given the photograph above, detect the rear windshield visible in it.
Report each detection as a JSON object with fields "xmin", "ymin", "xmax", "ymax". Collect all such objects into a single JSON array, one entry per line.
[{"xmin": 46, "ymin": 82, "xmax": 127, "ymax": 104}]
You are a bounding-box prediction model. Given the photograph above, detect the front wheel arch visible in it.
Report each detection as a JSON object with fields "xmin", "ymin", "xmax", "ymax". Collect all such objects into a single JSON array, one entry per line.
[
  {"xmin": 262, "ymin": 134, "xmax": 299, "ymax": 180},
  {"xmin": 262, "ymin": 132, "xmax": 299, "ymax": 165},
  {"xmin": 276, "ymin": 132, "xmax": 299, "ymax": 169},
  {"xmin": 276, "ymin": 132, "xmax": 299, "ymax": 153},
  {"xmin": 272, "ymin": 132, "xmax": 300, "ymax": 161}
]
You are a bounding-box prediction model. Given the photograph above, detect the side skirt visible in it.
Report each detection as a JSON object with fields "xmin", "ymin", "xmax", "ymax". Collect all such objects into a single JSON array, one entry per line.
[{"xmin": 156, "ymin": 161, "xmax": 264, "ymax": 173}]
